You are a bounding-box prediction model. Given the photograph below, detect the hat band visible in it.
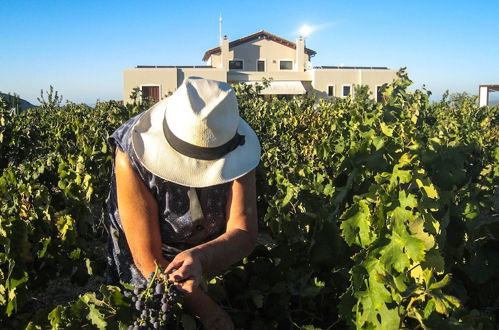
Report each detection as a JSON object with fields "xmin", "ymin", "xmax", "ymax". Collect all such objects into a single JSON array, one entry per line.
[{"xmin": 164, "ymin": 120, "xmax": 246, "ymax": 160}]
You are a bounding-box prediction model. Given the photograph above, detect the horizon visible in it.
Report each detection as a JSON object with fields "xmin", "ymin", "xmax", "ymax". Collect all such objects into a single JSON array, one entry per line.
[{"xmin": 1, "ymin": 0, "xmax": 498, "ymax": 105}]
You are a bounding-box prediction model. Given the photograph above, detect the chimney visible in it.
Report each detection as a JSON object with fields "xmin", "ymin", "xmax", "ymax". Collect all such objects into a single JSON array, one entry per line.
[
  {"xmin": 221, "ymin": 35, "xmax": 229, "ymax": 70},
  {"xmin": 295, "ymin": 36, "xmax": 305, "ymax": 72}
]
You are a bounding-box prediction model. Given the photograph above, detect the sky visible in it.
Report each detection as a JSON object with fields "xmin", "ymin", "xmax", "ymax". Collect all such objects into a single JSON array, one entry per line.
[{"xmin": 1, "ymin": 0, "xmax": 498, "ymax": 105}]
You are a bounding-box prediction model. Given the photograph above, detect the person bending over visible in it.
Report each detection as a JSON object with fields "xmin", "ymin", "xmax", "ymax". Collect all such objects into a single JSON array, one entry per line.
[{"xmin": 105, "ymin": 78, "xmax": 260, "ymax": 329}]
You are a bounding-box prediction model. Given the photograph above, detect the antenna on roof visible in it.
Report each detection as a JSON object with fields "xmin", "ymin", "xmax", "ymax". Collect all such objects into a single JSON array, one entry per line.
[{"xmin": 219, "ymin": 12, "xmax": 223, "ymax": 43}]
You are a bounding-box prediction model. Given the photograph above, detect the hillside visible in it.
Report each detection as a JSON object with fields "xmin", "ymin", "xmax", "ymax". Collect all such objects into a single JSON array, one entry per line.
[{"xmin": 1, "ymin": 92, "xmax": 36, "ymax": 112}]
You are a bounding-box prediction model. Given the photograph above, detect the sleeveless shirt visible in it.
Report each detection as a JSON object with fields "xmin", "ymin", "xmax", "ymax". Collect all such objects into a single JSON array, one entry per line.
[{"xmin": 105, "ymin": 113, "xmax": 231, "ymax": 287}]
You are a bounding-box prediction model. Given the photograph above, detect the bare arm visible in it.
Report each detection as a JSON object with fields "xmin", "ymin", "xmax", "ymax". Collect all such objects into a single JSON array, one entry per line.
[
  {"xmin": 165, "ymin": 169, "xmax": 258, "ymax": 291},
  {"xmin": 116, "ymin": 148, "xmax": 233, "ymax": 327},
  {"xmin": 196, "ymin": 169, "xmax": 258, "ymax": 273},
  {"xmin": 115, "ymin": 148, "xmax": 168, "ymax": 277}
]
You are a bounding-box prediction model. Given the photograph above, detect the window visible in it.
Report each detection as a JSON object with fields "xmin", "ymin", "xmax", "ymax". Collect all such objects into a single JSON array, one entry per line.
[
  {"xmin": 141, "ymin": 85, "xmax": 160, "ymax": 103},
  {"xmin": 257, "ymin": 60, "xmax": 265, "ymax": 72},
  {"xmin": 376, "ymin": 85, "xmax": 383, "ymax": 102},
  {"xmin": 279, "ymin": 60, "xmax": 293, "ymax": 70},
  {"xmin": 342, "ymin": 85, "xmax": 352, "ymax": 97},
  {"xmin": 327, "ymin": 85, "xmax": 335, "ymax": 97},
  {"xmin": 229, "ymin": 60, "xmax": 243, "ymax": 70}
]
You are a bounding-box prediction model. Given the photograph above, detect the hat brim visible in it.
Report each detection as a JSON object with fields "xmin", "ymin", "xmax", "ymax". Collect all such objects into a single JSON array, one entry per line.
[{"xmin": 131, "ymin": 98, "xmax": 261, "ymax": 188}]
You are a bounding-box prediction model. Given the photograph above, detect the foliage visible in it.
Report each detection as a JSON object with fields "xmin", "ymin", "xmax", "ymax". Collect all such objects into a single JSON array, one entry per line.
[
  {"xmin": 0, "ymin": 73, "xmax": 497, "ymax": 329},
  {"xmin": 37, "ymin": 85, "xmax": 63, "ymax": 109},
  {"xmin": 0, "ymin": 94, "xmax": 148, "ymax": 328}
]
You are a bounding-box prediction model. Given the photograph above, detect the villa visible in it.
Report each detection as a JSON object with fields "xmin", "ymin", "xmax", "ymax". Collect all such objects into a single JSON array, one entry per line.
[{"xmin": 123, "ymin": 30, "xmax": 398, "ymax": 104}]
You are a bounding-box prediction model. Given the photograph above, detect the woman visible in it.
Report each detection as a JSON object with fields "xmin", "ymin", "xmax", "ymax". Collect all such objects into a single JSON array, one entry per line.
[{"xmin": 105, "ymin": 78, "xmax": 260, "ymax": 328}]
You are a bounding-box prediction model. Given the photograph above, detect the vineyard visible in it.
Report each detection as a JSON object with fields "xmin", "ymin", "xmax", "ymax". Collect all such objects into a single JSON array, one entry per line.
[{"xmin": 0, "ymin": 69, "xmax": 498, "ymax": 329}]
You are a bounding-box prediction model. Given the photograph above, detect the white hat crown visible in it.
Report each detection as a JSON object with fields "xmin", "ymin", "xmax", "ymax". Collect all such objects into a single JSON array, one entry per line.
[
  {"xmin": 132, "ymin": 77, "xmax": 261, "ymax": 187},
  {"xmin": 165, "ymin": 77, "xmax": 240, "ymax": 148}
]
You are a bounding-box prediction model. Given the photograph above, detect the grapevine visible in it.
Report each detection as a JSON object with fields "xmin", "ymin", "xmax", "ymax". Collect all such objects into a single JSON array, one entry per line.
[
  {"xmin": 0, "ymin": 72, "xmax": 498, "ymax": 329},
  {"xmin": 124, "ymin": 269, "xmax": 183, "ymax": 329}
]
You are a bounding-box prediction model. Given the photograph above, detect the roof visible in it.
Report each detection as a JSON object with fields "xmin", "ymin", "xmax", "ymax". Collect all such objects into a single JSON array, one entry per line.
[
  {"xmin": 314, "ymin": 66, "xmax": 389, "ymax": 70},
  {"xmin": 202, "ymin": 30, "xmax": 317, "ymax": 62},
  {"xmin": 136, "ymin": 65, "xmax": 212, "ymax": 69},
  {"xmin": 480, "ymin": 84, "xmax": 499, "ymax": 92}
]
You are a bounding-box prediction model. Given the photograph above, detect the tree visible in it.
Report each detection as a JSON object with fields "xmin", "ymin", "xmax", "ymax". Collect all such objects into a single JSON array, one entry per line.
[{"xmin": 38, "ymin": 85, "xmax": 63, "ymax": 109}]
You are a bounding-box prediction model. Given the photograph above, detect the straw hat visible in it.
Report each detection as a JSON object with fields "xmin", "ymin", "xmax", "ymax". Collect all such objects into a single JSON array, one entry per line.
[{"xmin": 131, "ymin": 77, "xmax": 261, "ymax": 188}]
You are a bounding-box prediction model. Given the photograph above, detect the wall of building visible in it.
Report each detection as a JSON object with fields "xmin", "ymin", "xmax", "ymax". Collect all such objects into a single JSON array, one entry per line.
[
  {"xmin": 210, "ymin": 38, "xmax": 311, "ymax": 72},
  {"xmin": 123, "ymin": 68, "xmax": 227, "ymax": 104},
  {"xmin": 123, "ymin": 68, "xmax": 177, "ymax": 104},
  {"xmin": 177, "ymin": 68, "xmax": 227, "ymax": 86},
  {"xmin": 312, "ymin": 68, "xmax": 398, "ymax": 99},
  {"xmin": 479, "ymin": 86, "xmax": 489, "ymax": 107},
  {"xmin": 228, "ymin": 71, "xmax": 312, "ymax": 83}
]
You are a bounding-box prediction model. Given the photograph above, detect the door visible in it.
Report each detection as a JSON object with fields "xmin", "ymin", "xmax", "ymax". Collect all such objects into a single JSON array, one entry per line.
[{"xmin": 142, "ymin": 86, "xmax": 160, "ymax": 103}]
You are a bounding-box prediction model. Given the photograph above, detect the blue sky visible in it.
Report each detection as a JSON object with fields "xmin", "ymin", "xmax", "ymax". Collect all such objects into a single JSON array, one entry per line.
[{"xmin": 1, "ymin": 0, "xmax": 498, "ymax": 105}]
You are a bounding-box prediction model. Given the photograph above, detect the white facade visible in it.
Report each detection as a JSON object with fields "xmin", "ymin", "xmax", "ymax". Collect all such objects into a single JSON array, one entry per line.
[{"xmin": 123, "ymin": 31, "xmax": 398, "ymax": 104}]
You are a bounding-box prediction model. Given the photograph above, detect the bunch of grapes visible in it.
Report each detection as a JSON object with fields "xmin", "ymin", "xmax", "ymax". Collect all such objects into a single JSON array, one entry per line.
[{"xmin": 125, "ymin": 271, "xmax": 183, "ymax": 329}]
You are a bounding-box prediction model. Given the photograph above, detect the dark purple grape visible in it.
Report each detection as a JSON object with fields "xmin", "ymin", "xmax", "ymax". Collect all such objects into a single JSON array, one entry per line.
[
  {"xmin": 155, "ymin": 283, "xmax": 164, "ymax": 294},
  {"xmin": 153, "ymin": 321, "xmax": 159, "ymax": 329},
  {"xmin": 135, "ymin": 300, "xmax": 143, "ymax": 311},
  {"xmin": 161, "ymin": 302, "xmax": 168, "ymax": 313},
  {"xmin": 161, "ymin": 313, "xmax": 168, "ymax": 321},
  {"xmin": 133, "ymin": 288, "xmax": 140, "ymax": 295},
  {"xmin": 132, "ymin": 326, "xmax": 139, "ymax": 330}
]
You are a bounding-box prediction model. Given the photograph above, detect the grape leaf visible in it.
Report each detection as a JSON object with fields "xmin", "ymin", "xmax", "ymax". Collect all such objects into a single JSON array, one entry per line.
[
  {"xmin": 379, "ymin": 234, "xmax": 410, "ymax": 272},
  {"xmin": 87, "ymin": 304, "xmax": 107, "ymax": 330},
  {"xmin": 340, "ymin": 200, "xmax": 375, "ymax": 247}
]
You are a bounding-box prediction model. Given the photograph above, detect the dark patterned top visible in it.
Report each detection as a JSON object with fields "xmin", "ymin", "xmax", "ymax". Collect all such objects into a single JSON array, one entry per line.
[{"xmin": 105, "ymin": 113, "xmax": 231, "ymax": 286}]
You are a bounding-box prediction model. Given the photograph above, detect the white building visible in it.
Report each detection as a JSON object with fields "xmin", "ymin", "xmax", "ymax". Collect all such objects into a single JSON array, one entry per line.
[{"xmin": 123, "ymin": 30, "xmax": 398, "ymax": 104}]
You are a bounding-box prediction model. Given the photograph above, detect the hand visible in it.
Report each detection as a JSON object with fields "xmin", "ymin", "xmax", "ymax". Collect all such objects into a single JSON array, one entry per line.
[
  {"xmin": 184, "ymin": 287, "xmax": 234, "ymax": 330},
  {"xmin": 164, "ymin": 249, "xmax": 203, "ymax": 293}
]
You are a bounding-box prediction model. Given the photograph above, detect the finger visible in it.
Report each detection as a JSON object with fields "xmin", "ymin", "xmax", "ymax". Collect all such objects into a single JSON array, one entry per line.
[
  {"xmin": 175, "ymin": 278, "xmax": 196, "ymax": 294},
  {"xmin": 169, "ymin": 267, "xmax": 193, "ymax": 282},
  {"xmin": 164, "ymin": 259, "xmax": 184, "ymax": 274}
]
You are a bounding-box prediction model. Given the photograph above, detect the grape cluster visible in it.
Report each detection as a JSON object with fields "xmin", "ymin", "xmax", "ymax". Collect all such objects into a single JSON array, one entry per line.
[{"xmin": 125, "ymin": 272, "xmax": 183, "ymax": 329}]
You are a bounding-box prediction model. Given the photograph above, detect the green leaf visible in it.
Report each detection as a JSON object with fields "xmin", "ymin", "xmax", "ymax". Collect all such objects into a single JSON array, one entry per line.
[
  {"xmin": 390, "ymin": 165, "xmax": 412, "ymax": 188},
  {"xmin": 421, "ymin": 249, "xmax": 444, "ymax": 273},
  {"xmin": 323, "ymin": 183, "xmax": 335, "ymax": 197},
  {"xmin": 379, "ymin": 233, "xmax": 410, "ymax": 272},
  {"xmin": 443, "ymin": 294, "xmax": 461, "ymax": 308},
  {"xmin": 423, "ymin": 299, "xmax": 436, "ymax": 318},
  {"xmin": 340, "ymin": 200, "xmax": 375, "ymax": 247},
  {"xmin": 429, "ymin": 274, "xmax": 451, "ymax": 291},
  {"xmin": 398, "ymin": 191, "xmax": 418, "ymax": 209},
  {"xmin": 380, "ymin": 122, "xmax": 394, "ymax": 137},
  {"xmin": 24, "ymin": 321, "xmax": 42, "ymax": 330},
  {"xmin": 48, "ymin": 305, "xmax": 65, "ymax": 329},
  {"xmin": 372, "ymin": 136, "xmax": 385, "ymax": 150},
  {"xmin": 281, "ymin": 186, "xmax": 293, "ymax": 206},
  {"xmin": 302, "ymin": 326, "xmax": 321, "ymax": 330},
  {"xmin": 432, "ymin": 296, "xmax": 448, "ymax": 315},
  {"xmin": 401, "ymin": 231, "xmax": 426, "ymax": 262},
  {"xmin": 87, "ymin": 304, "xmax": 107, "ymax": 329},
  {"xmin": 415, "ymin": 175, "xmax": 439, "ymax": 199},
  {"xmin": 37, "ymin": 237, "xmax": 51, "ymax": 258},
  {"xmin": 378, "ymin": 303, "xmax": 400, "ymax": 329},
  {"xmin": 408, "ymin": 217, "xmax": 435, "ymax": 251},
  {"xmin": 85, "ymin": 258, "xmax": 93, "ymax": 275}
]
